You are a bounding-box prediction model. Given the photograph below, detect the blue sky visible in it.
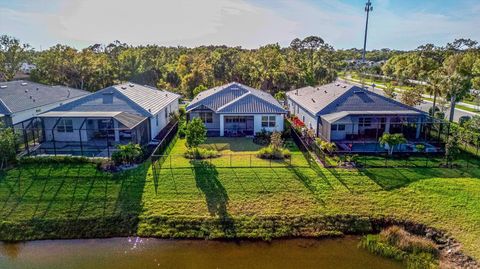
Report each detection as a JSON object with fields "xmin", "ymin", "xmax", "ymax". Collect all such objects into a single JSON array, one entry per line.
[{"xmin": 1, "ymin": 0, "xmax": 479, "ymax": 50}]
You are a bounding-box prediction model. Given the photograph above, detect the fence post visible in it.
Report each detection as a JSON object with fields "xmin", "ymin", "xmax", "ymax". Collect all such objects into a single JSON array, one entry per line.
[
  {"xmin": 425, "ymin": 154, "xmax": 428, "ymax": 168},
  {"xmin": 250, "ymin": 154, "xmax": 252, "ymax": 168},
  {"xmin": 170, "ymin": 154, "xmax": 172, "ymax": 169},
  {"xmin": 230, "ymin": 154, "xmax": 232, "ymax": 167}
]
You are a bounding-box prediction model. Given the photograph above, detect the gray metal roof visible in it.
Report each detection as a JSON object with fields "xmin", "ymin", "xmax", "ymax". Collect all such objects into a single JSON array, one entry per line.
[
  {"xmin": 322, "ymin": 110, "xmax": 425, "ymax": 123},
  {"xmin": 114, "ymin": 112, "xmax": 147, "ymax": 129},
  {"xmin": 287, "ymin": 82, "xmax": 426, "ymax": 116},
  {"xmin": 111, "ymin": 83, "xmax": 180, "ymax": 115},
  {"xmin": 0, "ymin": 80, "xmax": 89, "ymax": 114},
  {"xmin": 49, "ymin": 82, "xmax": 179, "ymax": 117},
  {"xmin": 187, "ymin": 82, "xmax": 286, "ymax": 114}
]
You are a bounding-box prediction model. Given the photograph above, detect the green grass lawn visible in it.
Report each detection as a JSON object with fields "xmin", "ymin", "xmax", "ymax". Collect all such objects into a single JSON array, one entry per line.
[
  {"xmin": 0, "ymin": 137, "xmax": 479, "ymax": 260},
  {"xmin": 157, "ymin": 137, "xmax": 309, "ymax": 168}
]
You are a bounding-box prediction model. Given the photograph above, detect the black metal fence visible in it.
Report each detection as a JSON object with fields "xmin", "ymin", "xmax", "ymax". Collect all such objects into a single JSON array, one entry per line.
[{"xmin": 289, "ymin": 120, "xmax": 480, "ymax": 169}]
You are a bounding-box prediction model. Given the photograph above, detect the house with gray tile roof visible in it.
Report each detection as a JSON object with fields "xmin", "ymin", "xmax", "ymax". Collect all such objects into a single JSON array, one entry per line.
[
  {"xmin": 0, "ymin": 80, "xmax": 89, "ymax": 126},
  {"xmin": 287, "ymin": 82, "xmax": 428, "ymax": 146},
  {"xmin": 38, "ymin": 82, "xmax": 180, "ymax": 156},
  {"xmin": 187, "ymin": 82, "xmax": 286, "ymax": 136}
]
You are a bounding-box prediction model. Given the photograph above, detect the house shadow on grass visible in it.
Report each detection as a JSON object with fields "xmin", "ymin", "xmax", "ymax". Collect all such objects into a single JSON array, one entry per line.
[{"xmin": 191, "ymin": 160, "xmax": 236, "ymax": 237}]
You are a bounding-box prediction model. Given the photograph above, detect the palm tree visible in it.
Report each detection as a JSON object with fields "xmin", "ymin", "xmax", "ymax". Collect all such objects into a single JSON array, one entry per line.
[
  {"xmin": 424, "ymin": 71, "xmax": 444, "ymax": 116},
  {"xmin": 442, "ymin": 73, "xmax": 471, "ymax": 122}
]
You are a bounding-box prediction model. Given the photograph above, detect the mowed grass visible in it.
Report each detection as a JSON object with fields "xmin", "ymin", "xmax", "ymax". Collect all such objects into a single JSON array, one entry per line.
[
  {"xmin": 158, "ymin": 137, "xmax": 309, "ymax": 168},
  {"xmin": 0, "ymin": 137, "xmax": 479, "ymax": 259}
]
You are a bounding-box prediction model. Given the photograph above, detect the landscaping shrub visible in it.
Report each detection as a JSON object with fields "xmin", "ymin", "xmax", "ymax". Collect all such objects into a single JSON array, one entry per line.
[
  {"xmin": 257, "ymin": 131, "xmax": 291, "ymax": 159},
  {"xmin": 19, "ymin": 155, "xmax": 96, "ymax": 165},
  {"xmin": 178, "ymin": 121, "xmax": 187, "ymax": 138},
  {"xmin": 0, "ymin": 123, "xmax": 18, "ymax": 167},
  {"xmin": 111, "ymin": 143, "xmax": 143, "ymax": 165},
  {"xmin": 257, "ymin": 146, "xmax": 291, "ymax": 159},
  {"xmin": 253, "ymin": 129, "xmax": 271, "ymax": 145},
  {"xmin": 184, "ymin": 147, "xmax": 220, "ymax": 159},
  {"xmin": 96, "ymin": 159, "xmax": 117, "ymax": 172}
]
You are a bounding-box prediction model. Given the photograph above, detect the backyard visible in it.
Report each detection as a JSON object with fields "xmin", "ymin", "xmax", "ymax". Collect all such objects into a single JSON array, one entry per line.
[{"xmin": 0, "ymin": 137, "xmax": 479, "ymax": 261}]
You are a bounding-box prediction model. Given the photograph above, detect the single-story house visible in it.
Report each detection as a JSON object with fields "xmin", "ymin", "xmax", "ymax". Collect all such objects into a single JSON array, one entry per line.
[
  {"xmin": 38, "ymin": 82, "xmax": 180, "ymax": 156},
  {"xmin": 286, "ymin": 82, "xmax": 428, "ymax": 143},
  {"xmin": 186, "ymin": 82, "xmax": 286, "ymax": 136},
  {"xmin": 0, "ymin": 80, "xmax": 89, "ymax": 127}
]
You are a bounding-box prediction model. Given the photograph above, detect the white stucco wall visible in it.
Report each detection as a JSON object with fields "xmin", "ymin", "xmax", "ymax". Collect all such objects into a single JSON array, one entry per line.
[
  {"xmin": 287, "ymin": 97, "xmax": 318, "ymax": 134},
  {"xmin": 253, "ymin": 114, "xmax": 284, "ymax": 134},
  {"xmin": 149, "ymin": 99, "xmax": 179, "ymax": 139}
]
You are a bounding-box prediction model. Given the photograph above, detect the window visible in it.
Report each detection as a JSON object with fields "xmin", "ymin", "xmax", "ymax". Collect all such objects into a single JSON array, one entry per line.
[
  {"xmin": 261, "ymin": 116, "xmax": 276, "ymax": 127},
  {"xmin": 57, "ymin": 119, "xmax": 73, "ymax": 133},
  {"xmin": 199, "ymin": 112, "xmax": 213, "ymax": 124},
  {"xmin": 225, "ymin": 116, "xmax": 246, "ymax": 123},
  {"xmin": 338, "ymin": 124, "xmax": 345, "ymax": 131},
  {"xmin": 331, "ymin": 124, "xmax": 337, "ymax": 131},
  {"xmin": 165, "ymin": 107, "xmax": 169, "ymax": 120},
  {"xmin": 156, "ymin": 114, "xmax": 159, "ymax": 127},
  {"xmin": 359, "ymin": 117, "xmax": 372, "ymax": 127}
]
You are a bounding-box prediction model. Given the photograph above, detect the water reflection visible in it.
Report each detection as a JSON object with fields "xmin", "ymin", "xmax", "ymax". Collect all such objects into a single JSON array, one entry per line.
[
  {"xmin": 0, "ymin": 242, "xmax": 24, "ymax": 259},
  {"xmin": 0, "ymin": 237, "xmax": 405, "ymax": 269}
]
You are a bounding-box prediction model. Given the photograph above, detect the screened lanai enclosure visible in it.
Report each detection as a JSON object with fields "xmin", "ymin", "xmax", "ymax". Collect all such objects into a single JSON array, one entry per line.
[{"xmin": 20, "ymin": 111, "xmax": 152, "ymax": 157}]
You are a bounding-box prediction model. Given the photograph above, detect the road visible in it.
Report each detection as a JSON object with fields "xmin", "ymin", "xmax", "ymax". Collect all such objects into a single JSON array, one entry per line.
[{"xmin": 340, "ymin": 78, "xmax": 477, "ymax": 123}]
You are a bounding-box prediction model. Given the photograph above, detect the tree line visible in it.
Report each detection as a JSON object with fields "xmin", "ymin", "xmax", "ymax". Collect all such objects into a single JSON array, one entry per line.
[{"xmin": 0, "ymin": 35, "xmax": 342, "ymax": 98}]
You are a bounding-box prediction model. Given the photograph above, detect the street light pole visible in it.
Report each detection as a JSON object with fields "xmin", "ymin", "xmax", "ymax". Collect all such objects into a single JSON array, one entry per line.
[{"xmin": 362, "ymin": 0, "xmax": 373, "ymax": 63}]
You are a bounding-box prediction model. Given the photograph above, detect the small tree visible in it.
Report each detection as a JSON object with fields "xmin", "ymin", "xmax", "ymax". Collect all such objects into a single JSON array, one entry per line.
[
  {"xmin": 445, "ymin": 134, "xmax": 460, "ymax": 167},
  {"xmin": 274, "ymin": 91, "xmax": 286, "ymax": 102},
  {"xmin": 0, "ymin": 123, "xmax": 18, "ymax": 167},
  {"xmin": 185, "ymin": 117, "xmax": 207, "ymax": 148},
  {"xmin": 379, "ymin": 133, "xmax": 407, "ymax": 155},
  {"xmin": 384, "ymin": 83, "xmax": 397, "ymax": 99},
  {"xmin": 400, "ymin": 87, "xmax": 424, "ymax": 107},
  {"xmin": 270, "ymin": 131, "xmax": 283, "ymax": 150},
  {"xmin": 193, "ymin": 85, "xmax": 207, "ymax": 97}
]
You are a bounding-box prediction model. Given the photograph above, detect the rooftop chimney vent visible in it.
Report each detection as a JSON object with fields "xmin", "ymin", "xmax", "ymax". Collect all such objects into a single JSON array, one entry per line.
[
  {"xmin": 129, "ymin": 83, "xmax": 134, "ymax": 87},
  {"xmin": 21, "ymin": 82, "xmax": 28, "ymax": 86}
]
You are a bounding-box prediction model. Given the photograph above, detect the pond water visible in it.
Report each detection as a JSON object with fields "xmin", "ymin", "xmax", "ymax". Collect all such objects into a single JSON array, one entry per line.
[{"xmin": 0, "ymin": 237, "xmax": 404, "ymax": 269}]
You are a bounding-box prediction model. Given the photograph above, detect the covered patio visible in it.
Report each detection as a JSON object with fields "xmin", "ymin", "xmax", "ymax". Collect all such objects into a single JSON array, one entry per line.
[{"xmin": 37, "ymin": 111, "xmax": 150, "ymax": 157}]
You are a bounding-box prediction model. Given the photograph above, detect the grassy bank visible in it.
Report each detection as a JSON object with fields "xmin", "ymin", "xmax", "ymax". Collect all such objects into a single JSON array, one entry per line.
[{"xmin": 0, "ymin": 137, "xmax": 479, "ymax": 261}]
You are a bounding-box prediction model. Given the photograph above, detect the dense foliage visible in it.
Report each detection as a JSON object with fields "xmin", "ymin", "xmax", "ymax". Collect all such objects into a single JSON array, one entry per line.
[
  {"xmin": 111, "ymin": 143, "xmax": 143, "ymax": 165},
  {"xmin": 0, "ymin": 35, "xmax": 338, "ymax": 97},
  {"xmin": 0, "ymin": 123, "xmax": 18, "ymax": 166}
]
